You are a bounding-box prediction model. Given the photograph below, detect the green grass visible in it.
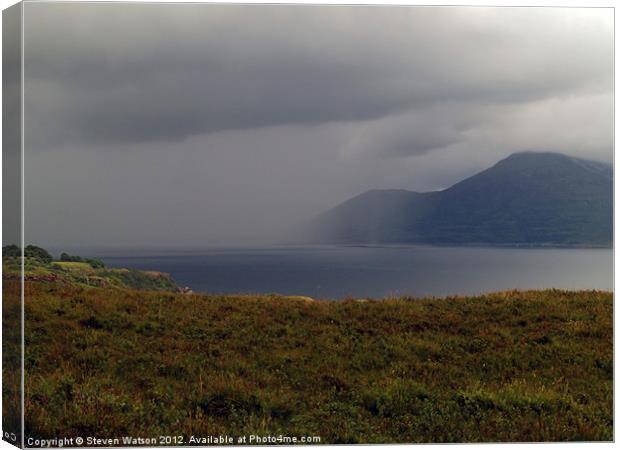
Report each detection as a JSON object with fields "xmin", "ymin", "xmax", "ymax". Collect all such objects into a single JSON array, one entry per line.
[
  {"xmin": 15, "ymin": 280, "xmax": 612, "ymax": 443},
  {"xmin": 51, "ymin": 261, "xmax": 95, "ymax": 271}
]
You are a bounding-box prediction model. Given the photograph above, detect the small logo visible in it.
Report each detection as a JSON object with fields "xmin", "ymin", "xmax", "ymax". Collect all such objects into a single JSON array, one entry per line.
[{"xmin": 3, "ymin": 431, "xmax": 17, "ymax": 442}]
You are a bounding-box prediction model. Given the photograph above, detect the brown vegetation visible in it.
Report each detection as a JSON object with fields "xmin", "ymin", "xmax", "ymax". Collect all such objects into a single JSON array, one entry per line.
[{"xmin": 14, "ymin": 280, "xmax": 612, "ymax": 443}]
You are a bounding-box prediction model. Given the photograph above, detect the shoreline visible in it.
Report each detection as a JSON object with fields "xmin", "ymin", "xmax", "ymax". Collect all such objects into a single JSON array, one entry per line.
[{"xmin": 43, "ymin": 242, "xmax": 613, "ymax": 257}]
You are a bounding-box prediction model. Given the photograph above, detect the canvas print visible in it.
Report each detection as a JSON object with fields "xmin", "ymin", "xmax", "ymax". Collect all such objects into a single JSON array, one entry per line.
[{"xmin": 2, "ymin": 1, "xmax": 613, "ymax": 446}]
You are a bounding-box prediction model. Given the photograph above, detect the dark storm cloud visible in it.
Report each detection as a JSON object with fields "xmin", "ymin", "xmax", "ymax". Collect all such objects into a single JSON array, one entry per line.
[{"xmin": 24, "ymin": 4, "xmax": 612, "ymax": 154}]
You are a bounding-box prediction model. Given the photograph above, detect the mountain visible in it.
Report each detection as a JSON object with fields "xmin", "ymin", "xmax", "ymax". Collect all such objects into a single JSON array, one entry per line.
[{"xmin": 307, "ymin": 152, "xmax": 613, "ymax": 246}]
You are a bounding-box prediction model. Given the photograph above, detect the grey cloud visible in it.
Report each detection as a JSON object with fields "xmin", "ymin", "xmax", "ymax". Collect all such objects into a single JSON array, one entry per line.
[
  {"xmin": 23, "ymin": 4, "xmax": 613, "ymax": 151},
  {"xmin": 341, "ymin": 105, "xmax": 482, "ymax": 159}
]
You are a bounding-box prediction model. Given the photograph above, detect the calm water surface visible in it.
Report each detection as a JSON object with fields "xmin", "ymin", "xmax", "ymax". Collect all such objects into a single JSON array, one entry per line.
[{"xmin": 94, "ymin": 245, "xmax": 612, "ymax": 299}]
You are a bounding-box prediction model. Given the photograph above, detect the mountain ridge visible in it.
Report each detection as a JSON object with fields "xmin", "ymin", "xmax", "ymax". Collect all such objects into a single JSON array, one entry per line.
[{"xmin": 306, "ymin": 152, "xmax": 612, "ymax": 247}]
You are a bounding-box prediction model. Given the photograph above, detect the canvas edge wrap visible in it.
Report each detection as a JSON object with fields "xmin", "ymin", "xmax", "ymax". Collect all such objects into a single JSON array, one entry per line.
[{"xmin": 2, "ymin": 1, "xmax": 24, "ymax": 448}]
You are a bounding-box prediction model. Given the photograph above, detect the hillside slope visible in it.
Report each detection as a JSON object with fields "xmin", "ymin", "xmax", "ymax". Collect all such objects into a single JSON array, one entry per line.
[
  {"xmin": 309, "ymin": 152, "xmax": 612, "ymax": 246},
  {"xmin": 15, "ymin": 281, "xmax": 612, "ymax": 442},
  {"xmin": 2, "ymin": 249, "xmax": 179, "ymax": 292}
]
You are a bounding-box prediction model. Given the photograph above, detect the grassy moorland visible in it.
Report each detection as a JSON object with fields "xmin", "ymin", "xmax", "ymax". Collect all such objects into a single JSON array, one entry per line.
[{"xmin": 13, "ymin": 276, "xmax": 612, "ymax": 443}]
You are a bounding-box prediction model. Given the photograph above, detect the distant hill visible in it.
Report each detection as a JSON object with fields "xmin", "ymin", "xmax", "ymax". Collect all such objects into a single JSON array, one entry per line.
[{"xmin": 307, "ymin": 152, "xmax": 612, "ymax": 246}]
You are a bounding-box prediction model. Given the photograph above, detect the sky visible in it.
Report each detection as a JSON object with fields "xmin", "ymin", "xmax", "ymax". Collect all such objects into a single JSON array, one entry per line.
[{"xmin": 21, "ymin": 3, "xmax": 613, "ymax": 249}]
